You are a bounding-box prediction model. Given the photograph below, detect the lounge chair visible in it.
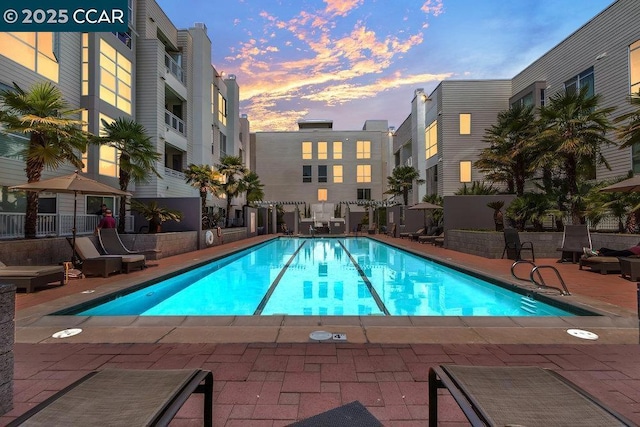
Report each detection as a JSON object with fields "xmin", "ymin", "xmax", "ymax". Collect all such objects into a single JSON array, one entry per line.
[
  {"xmin": 74, "ymin": 237, "xmax": 122, "ymax": 277},
  {"xmin": 399, "ymin": 227, "xmax": 424, "ymax": 239},
  {"xmin": 98, "ymin": 228, "xmax": 155, "ymax": 261},
  {"xmin": 0, "ymin": 261, "xmax": 64, "ymax": 293},
  {"xmin": 579, "ymin": 255, "xmax": 621, "ymax": 275},
  {"xmin": 428, "ymin": 364, "xmax": 633, "ymax": 427},
  {"xmin": 501, "ymin": 228, "xmax": 535, "ymax": 261},
  {"xmin": 558, "ymin": 224, "xmax": 592, "ymax": 263},
  {"xmin": 6, "ymin": 369, "xmax": 213, "ymax": 427},
  {"xmin": 385, "ymin": 223, "xmax": 397, "ymax": 237},
  {"xmin": 418, "ymin": 229, "xmax": 443, "ymax": 245}
]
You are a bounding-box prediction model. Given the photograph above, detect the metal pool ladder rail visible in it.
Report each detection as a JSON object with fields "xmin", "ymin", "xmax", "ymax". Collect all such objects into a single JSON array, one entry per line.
[{"xmin": 511, "ymin": 260, "xmax": 571, "ymax": 296}]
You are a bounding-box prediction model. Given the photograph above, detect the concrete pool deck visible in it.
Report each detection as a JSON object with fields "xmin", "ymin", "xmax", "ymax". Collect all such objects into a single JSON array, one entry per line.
[{"xmin": 5, "ymin": 234, "xmax": 640, "ymax": 425}]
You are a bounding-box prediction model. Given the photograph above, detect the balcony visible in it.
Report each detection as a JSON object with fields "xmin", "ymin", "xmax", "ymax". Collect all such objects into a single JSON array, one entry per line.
[
  {"xmin": 0, "ymin": 213, "xmax": 134, "ymax": 240},
  {"xmin": 164, "ymin": 53, "xmax": 185, "ymax": 83},
  {"xmin": 163, "ymin": 53, "xmax": 187, "ymax": 100},
  {"xmin": 164, "ymin": 110, "xmax": 187, "ymax": 151}
]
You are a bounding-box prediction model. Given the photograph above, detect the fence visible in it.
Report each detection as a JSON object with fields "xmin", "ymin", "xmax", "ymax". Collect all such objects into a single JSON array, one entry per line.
[{"xmin": 0, "ymin": 213, "xmax": 134, "ymax": 239}]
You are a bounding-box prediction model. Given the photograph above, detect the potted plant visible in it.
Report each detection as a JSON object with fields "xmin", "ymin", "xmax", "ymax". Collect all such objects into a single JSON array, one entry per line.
[{"xmin": 131, "ymin": 200, "xmax": 182, "ymax": 233}]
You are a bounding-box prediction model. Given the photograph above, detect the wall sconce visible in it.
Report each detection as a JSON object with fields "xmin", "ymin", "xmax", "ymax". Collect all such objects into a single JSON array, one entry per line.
[
  {"xmin": 595, "ymin": 52, "xmax": 607, "ymax": 61},
  {"xmin": 421, "ymin": 94, "xmax": 431, "ymax": 102},
  {"xmin": 215, "ymin": 71, "xmax": 226, "ymax": 78}
]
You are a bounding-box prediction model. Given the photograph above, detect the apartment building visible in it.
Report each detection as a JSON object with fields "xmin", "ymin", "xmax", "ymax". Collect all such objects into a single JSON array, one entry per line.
[
  {"xmin": 253, "ymin": 120, "xmax": 393, "ymax": 210},
  {"xmin": 0, "ymin": 0, "xmax": 245, "ymax": 237},
  {"xmin": 396, "ymin": 0, "xmax": 640, "ymax": 198}
]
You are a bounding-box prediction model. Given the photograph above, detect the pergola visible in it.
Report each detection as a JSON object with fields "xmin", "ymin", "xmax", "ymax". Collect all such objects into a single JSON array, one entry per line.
[{"xmin": 254, "ymin": 201, "xmax": 305, "ymax": 234}]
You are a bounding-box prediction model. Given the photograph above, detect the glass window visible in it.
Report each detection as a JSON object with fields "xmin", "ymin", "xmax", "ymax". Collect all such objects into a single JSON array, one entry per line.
[
  {"xmin": 318, "ymin": 188, "xmax": 327, "ymax": 201},
  {"xmin": 0, "ymin": 32, "xmax": 58, "ymax": 82},
  {"xmin": 564, "ymin": 67, "xmax": 594, "ymax": 97},
  {"xmin": 303, "ymin": 165, "xmax": 312, "ymax": 182},
  {"xmin": 357, "ymin": 189, "xmax": 371, "ymax": 200},
  {"xmin": 302, "ymin": 141, "xmax": 312, "ymax": 159},
  {"xmin": 357, "ymin": 164, "xmax": 371, "ymax": 183},
  {"xmin": 318, "ymin": 165, "xmax": 327, "ymax": 183},
  {"xmin": 211, "ymin": 84, "xmax": 215, "ymax": 114},
  {"xmin": 333, "ymin": 165, "xmax": 343, "ymax": 183},
  {"xmin": 317, "ymin": 141, "xmax": 327, "ymax": 159},
  {"xmin": 86, "ymin": 196, "xmax": 114, "ymax": 215},
  {"xmin": 459, "ymin": 113, "xmax": 471, "ymax": 134},
  {"xmin": 356, "ymin": 140, "xmax": 371, "ymax": 159},
  {"xmin": 98, "ymin": 114, "xmax": 119, "ymax": 177},
  {"xmin": 630, "ymin": 40, "xmax": 640, "ymax": 93},
  {"xmin": 460, "ymin": 161, "xmax": 472, "ymax": 183},
  {"xmin": 99, "ymin": 39, "xmax": 131, "ymax": 114},
  {"xmin": 82, "ymin": 33, "xmax": 89, "ymax": 95},
  {"xmin": 81, "ymin": 109, "xmax": 89, "ymax": 172},
  {"xmin": 425, "ymin": 120, "xmax": 437, "ymax": 159},
  {"xmin": 220, "ymin": 132, "xmax": 227, "ymax": 157},
  {"xmin": 333, "ymin": 141, "xmax": 342, "ymax": 159},
  {"xmin": 218, "ymin": 93, "xmax": 227, "ymax": 126}
]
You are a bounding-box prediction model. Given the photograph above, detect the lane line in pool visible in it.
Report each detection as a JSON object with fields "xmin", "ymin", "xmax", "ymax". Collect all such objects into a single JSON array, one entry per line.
[
  {"xmin": 253, "ymin": 239, "xmax": 308, "ymax": 315},
  {"xmin": 338, "ymin": 240, "xmax": 390, "ymax": 315}
]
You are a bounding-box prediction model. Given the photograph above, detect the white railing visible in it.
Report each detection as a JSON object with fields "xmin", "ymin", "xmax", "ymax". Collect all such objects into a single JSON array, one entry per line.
[
  {"xmin": 164, "ymin": 53, "xmax": 185, "ymax": 83},
  {"xmin": 164, "ymin": 110, "xmax": 186, "ymax": 135},
  {"xmin": 164, "ymin": 167, "xmax": 185, "ymax": 180},
  {"xmin": 0, "ymin": 213, "xmax": 134, "ymax": 240}
]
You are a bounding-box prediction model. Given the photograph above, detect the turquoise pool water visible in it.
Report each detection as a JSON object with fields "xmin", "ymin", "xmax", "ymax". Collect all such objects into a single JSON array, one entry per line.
[{"xmin": 72, "ymin": 237, "xmax": 578, "ymax": 317}]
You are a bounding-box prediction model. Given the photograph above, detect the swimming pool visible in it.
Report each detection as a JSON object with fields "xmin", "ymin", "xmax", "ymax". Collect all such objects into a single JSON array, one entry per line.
[{"xmin": 63, "ymin": 237, "xmax": 585, "ymax": 317}]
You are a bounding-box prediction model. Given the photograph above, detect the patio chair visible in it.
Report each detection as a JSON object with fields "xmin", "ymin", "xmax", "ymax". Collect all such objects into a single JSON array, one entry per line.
[
  {"xmin": 418, "ymin": 229, "xmax": 443, "ymax": 245},
  {"xmin": 6, "ymin": 369, "xmax": 213, "ymax": 427},
  {"xmin": 399, "ymin": 227, "xmax": 424, "ymax": 239},
  {"xmin": 74, "ymin": 237, "xmax": 134, "ymax": 277},
  {"xmin": 0, "ymin": 261, "xmax": 64, "ymax": 293},
  {"xmin": 579, "ymin": 255, "xmax": 621, "ymax": 275},
  {"xmin": 557, "ymin": 224, "xmax": 592, "ymax": 263},
  {"xmin": 98, "ymin": 228, "xmax": 154, "ymax": 263},
  {"xmin": 501, "ymin": 228, "xmax": 535, "ymax": 261},
  {"xmin": 428, "ymin": 364, "xmax": 633, "ymax": 427},
  {"xmin": 385, "ymin": 223, "xmax": 397, "ymax": 237}
]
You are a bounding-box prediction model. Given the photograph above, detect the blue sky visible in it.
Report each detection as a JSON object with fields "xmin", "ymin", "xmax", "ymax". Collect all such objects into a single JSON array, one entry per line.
[{"xmin": 156, "ymin": 0, "xmax": 614, "ymax": 131}]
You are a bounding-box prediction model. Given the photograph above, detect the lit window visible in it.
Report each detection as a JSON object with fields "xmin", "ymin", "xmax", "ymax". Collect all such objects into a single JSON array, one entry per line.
[
  {"xmin": 318, "ymin": 188, "xmax": 327, "ymax": 201},
  {"xmin": 82, "ymin": 33, "xmax": 89, "ymax": 95},
  {"xmin": 81, "ymin": 109, "xmax": 89, "ymax": 172},
  {"xmin": 211, "ymin": 84, "xmax": 215, "ymax": 114},
  {"xmin": 357, "ymin": 165, "xmax": 371, "ymax": 183},
  {"xmin": 99, "ymin": 39, "xmax": 131, "ymax": 114},
  {"xmin": 333, "ymin": 165, "xmax": 343, "ymax": 183},
  {"xmin": 98, "ymin": 114, "xmax": 119, "ymax": 177},
  {"xmin": 356, "ymin": 140, "xmax": 371, "ymax": 159},
  {"xmin": 302, "ymin": 141, "xmax": 312, "ymax": 159},
  {"xmin": 0, "ymin": 32, "xmax": 58, "ymax": 82},
  {"xmin": 317, "ymin": 141, "xmax": 327, "ymax": 159},
  {"xmin": 303, "ymin": 165, "xmax": 312, "ymax": 182},
  {"xmin": 333, "ymin": 141, "xmax": 342, "ymax": 159},
  {"xmin": 218, "ymin": 93, "xmax": 227, "ymax": 126},
  {"xmin": 460, "ymin": 161, "xmax": 472, "ymax": 183},
  {"xmin": 459, "ymin": 114, "xmax": 471, "ymax": 135},
  {"xmin": 318, "ymin": 165, "xmax": 327, "ymax": 182},
  {"xmin": 425, "ymin": 120, "xmax": 437, "ymax": 159},
  {"xmin": 630, "ymin": 40, "xmax": 640, "ymax": 93}
]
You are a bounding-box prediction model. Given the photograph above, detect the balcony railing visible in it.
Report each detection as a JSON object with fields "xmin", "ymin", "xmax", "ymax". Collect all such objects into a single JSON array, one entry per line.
[
  {"xmin": 164, "ymin": 167, "xmax": 185, "ymax": 180},
  {"xmin": 165, "ymin": 110, "xmax": 186, "ymax": 136},
  {"xmin": 0, "ymin": 213, "xmax": 134, "ymax": 240},
  {"xmin": 164, "ymin": 53, "xmax": 185, "ymax": 84}
]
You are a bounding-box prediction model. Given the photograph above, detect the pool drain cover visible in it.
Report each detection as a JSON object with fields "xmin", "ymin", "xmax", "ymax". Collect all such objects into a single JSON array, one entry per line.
[
  {"xmin": 52, "ymin": 328, "xmax": 83, "ymax": 339},
  {"xmin": 567, "ymin": 329, "xmax": 598, "ymax": 340},
  {"xmin": 309, "ymin": 330, "xmax": 332, "ymax": 341}
]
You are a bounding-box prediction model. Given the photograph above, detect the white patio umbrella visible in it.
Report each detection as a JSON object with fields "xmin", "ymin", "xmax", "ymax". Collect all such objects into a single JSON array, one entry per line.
[{"xmin": 10, "ymin": 171, "xmax": 131, "ymax": 263}]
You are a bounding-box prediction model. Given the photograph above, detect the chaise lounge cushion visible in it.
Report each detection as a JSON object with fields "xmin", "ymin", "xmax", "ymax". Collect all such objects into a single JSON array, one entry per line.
[
  {"xmin": 0, "ymin": 262, "xmax": 64, "ymax": 293},
  {"xmin": 579, "ymin": 256, "xmax": 621, "ymax": 274}
]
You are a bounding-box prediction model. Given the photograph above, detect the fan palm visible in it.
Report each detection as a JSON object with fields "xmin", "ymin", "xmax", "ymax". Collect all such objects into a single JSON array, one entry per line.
[
  {"xmin": 214, "ymin": 155, "xmax": 248, "ymax": 225},
  {"xmin": 384, "ymin": 165, "xmax": 425, "ymax": 206},
  {"xmin": 184, "ymin": 164, "xmax": 221, "ymax": 215},
  {"xmin": 243, "ymin": 171, "xmax": 264, "ymax": 207},
  {"xmin": 0, "ymin": 82, "xmax": 90, "ymax": 238},
  {"xmin": 615, "ymin": 89, "xmax": 640, "ymax": 149},
  {"xmin": 96, "ymin": 117, "xmax": 161, "ymax": 232}
]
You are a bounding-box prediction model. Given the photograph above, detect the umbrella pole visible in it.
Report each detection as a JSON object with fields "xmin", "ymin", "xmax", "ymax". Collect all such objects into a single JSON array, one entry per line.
[{"xmin": 71, "ymin": 191, "xmax": 78, "ymax": 266}]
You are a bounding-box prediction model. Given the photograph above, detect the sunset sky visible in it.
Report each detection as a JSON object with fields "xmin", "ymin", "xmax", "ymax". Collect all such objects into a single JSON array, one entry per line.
[{"xmin": 156, "ymin": 0, "xmax": 614, "ymax": 132}]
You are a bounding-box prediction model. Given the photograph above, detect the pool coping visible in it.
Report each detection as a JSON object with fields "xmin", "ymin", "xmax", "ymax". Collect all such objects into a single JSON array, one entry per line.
[{"xmin": 14, "ymin": 236, "xmax": 640, "ymax": 345}]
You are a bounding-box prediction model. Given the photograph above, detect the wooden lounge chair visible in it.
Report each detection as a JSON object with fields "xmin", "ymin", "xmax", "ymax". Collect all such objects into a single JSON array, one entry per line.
[
  {"xmin": 7, "ymin": 369, "xmax": 213, "ymax": 427},
  {"xmin": 501, "ymin": 228, "xmax": 535, "ymax": 261},
  {"xmin": 385, "ymin": 223, "xmax": 397, "ymax": 237},
  {"xmin": 579, "ymin": 255, "xmax": 621, "ymax": 275},
  {"xmin": 74, "ymin": 237, "xmax": 127, "ymax": 277},
  {"xmin": 0, "ymin": 261, "xmax": 64, "ymax": 293},
  {"xmin": 558, "ymin": 224, "xmax": 592, "ymax": 263},
  {"xmin": 428, "ymin": 365, "xmax": 633, "ymax": 427}
]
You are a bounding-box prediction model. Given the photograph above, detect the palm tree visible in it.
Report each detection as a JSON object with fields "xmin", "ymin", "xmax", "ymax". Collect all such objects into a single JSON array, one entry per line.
[
  {"xmin": 184, "ymin": 164, "xmax": 221, "ymax": 216},
  {"xmin": 130, "ymin": 200, "xmax": 182, "ymax": 233},
  {"xmin": 476, "ymin": 104, "xmax": 538, "ymax": 196},
  {"xmin": 454, "ymin": 181, "xmax": 498, "ymax": 195},
  {"xmin": 536, "ymin": 86, "xmax": 616, "ymax": 224},
  {"xmin": 96, "ymin": 117, "xmax": 161, "ymax": 232},
  {"xmin": 0, "ymin": 82, "xmax": 90, "ymax": 238},
  {"xmin": 615, "ymin": 89, "xmax": 640, "ymax": 149},
  {"xmin": 243, "ymin": 171, "xmax": 264, "ymax": 207},
  {"xmin": 384, "ymin": 165, "xmax": 425, "ymax": 206},
  {"xmin": 214, "ymin": 155, "xmax": 248, "ymax": 226}
]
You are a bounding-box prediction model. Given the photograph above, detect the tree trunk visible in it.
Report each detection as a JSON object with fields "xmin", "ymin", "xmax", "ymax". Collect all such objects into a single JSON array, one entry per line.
[
  {"xmin": 24, "ymin": 150, "xmax": 44, "ymax": 239},
  {"xmin": 118, "ymin": 168, "xmax": 130, "ymax": 233}
]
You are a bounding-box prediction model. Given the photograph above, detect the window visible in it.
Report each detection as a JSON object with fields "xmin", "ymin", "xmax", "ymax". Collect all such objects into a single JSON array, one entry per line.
[
  {"xmin": 218, "ymin": 93, "xmax": 227, "ymax": 126},
  {"xmin": 0, "ymin": 32, "xmax": 59, "ymax": 82},
  {"xmin": 81, "ymin": 109, "xmax": 88, "ymax": 172},
  {"xmin": 425, "ymin": 120, "xmax": 437, "ymax": 159},
  {"xmin": 459, "ymin": 114, "xmax": 471, "ymax": 134},
  {"xmin": 86, "ymin": 196, "xmax": 114, "ymax": 215},
  {"xmin": 303, "ymin": 165, "xmax": 312, "ymax": 182},
  {"xmin": 511, "ymin": 92, "xmax": 534, "ymax": 109},
  {"xmin": 333, "ymin": 165, "xmax": 343, "ymax": 183},
  {"xmin": 357, "ymin": 188, "xmax": 371, "ymax": 200},
  {"xmin": 356, "ymin": 140, "xmax": 370, "ymax": 159},
  {"xmin": 317, "ymin": 141, "xmax": 327, "ymax": 159},
  {"xmin": 98, "ymin": 114, "xmax": 119, "ymax": 177},
  {"xmin": 318, "ymin": 188, "xmax": 327, "ymax": 201},
  {"xmin": 99, "ymin": 39, "xmax": 131, "ymax": 114},
  {"xmin": 220, "ymin": 132, "xmax": 227, "ymax": 158},
  {"xmin": 460, "ymin": 161, "xmax": 472, "ymax": 183},
  {"xmin": 564, "ymin": 67, "xmax": 594, "ymax": 97},
  {"xmin": 211, "ymin": 84, "xmax": 215, "ymax": 114},
  {"xmin": 333, "ymin": 141, "xmax": 342, "ymax": 159},
  {"xmin": 318, "ymin": 165, "xmax": 327, "ymax": 183},
  {"xmin": 82, "ymin": 33, "xmax": 89, "ymax": 95},
  {"xmin": 357, "ymin": 165, "xmax": 371, "ymax": 183},
  {"xmin": 302, "ymin": 141, "xmax": 312, "ymax": 159},
  {"xmin": 630, "ymin": 40, "xmax": 640, "ymax": 93}
]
